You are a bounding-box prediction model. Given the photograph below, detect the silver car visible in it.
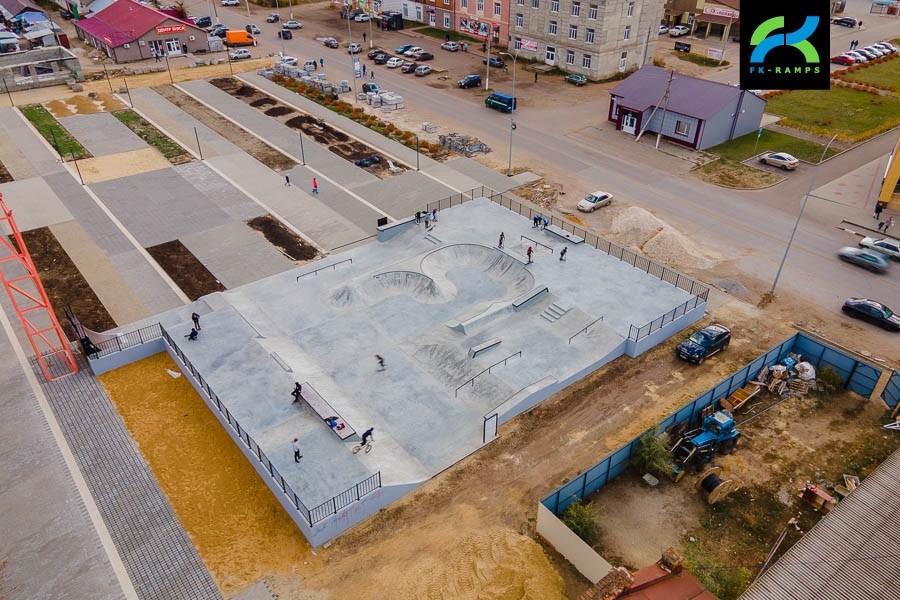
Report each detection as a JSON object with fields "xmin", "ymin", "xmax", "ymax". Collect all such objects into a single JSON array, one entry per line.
[
  {"xmin": 759, "ymin": 152, "xmax": 799, "ymax": 170},
  {"xmin": 576, "ymin": 190, "xmax": 613, "ymax": 212},
  {"xmin": 838, "ymin": 247, "xmax": 890, "ymax": 273}
]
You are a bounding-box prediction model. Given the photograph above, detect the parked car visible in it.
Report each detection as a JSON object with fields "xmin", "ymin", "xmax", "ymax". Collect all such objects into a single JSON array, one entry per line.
[
  {"xmin": 348, "ymin": 42, "xmax": 362, "ymax": 54},
  {"xmin": 277, "ymin": 28, "xmax": 293, "ymax": 40},
  {"xmin": 362, "ymin": 82, "xmax": 379, "ymax": 93},
  {"xmin": 229, "ymin": 48, "xmax": 252, "ymax": 60},
  {"xmin": 354, "ymin": 12, "xmax": 370, "ymax": 22},
  {"xmin": 441, "ymin": 40, "xmax": 460, "ymax": 52},
  {"xmin": 194, "ymin": 16, "xmax": 212, "ymax": 28},
  {"xmin": 209, "ymin": 24, "xmax": 228, "ymax": 37},
  {"xmin": 658, "ymin": 25, "xmax": 669, "ymax": 35},
  {"xmin": 276, "ymin": 56, "xmax": 298, "ymax": 66},
  {"xmin": 830, "ymin": 55, "xmax": 855, "ymax": 65},
  {"xmin": 266, "ymin": 12, "xmax": 279, "ymax": 23},
  {"xmin": 845, "ymin": 50, "xmax": 869, "ymax": 62},
  {"xmin": 284, "ymin": 20, "xmax": 302, "ymax": 29},
  {"xmin": 246, "ymin": 23, "xmax": 261, "ymax": 34},
  {"xmin": 220, "ymin": 0, "xmax": 239, "ymax": 5},
  {"xmin": 403, "ymin": 46, "xmax": 424, "ymax": 57},
  {"xmin": 841, "ymin": 298, "xmax": 900, "ymax": 331},
  {"xmin": 304, "ymin": 60, "xmax": 318, "ymax": 71},
  {"xmin": 863, "ymin": 45, "xmax": 886, "ymax": 57},
  {"xmin": 458, "ymin": 74, "xmax": 481, "ymax": 88},
  {"xmin": 566, "ymin": 73, "xmax": 588, "ymax": 86},
  {"xmin": 759, "ymin": 152, "xmax": 799, "ymax": 170},
  {"xmin": 832, "ymin": 16, "xmax": 858, "ymax": 27},
  {"xmin": 413, "ymin": 51, "xmax": 434, "ymax": 61},
  {"xmin": 675, "ymin": 324, "xmax": 731, "ymax": 364},
  {"xmin": 395, "ymin": 44, "xmax": 415, "ymax": 54},
  {"xmin": 401, "ymin": 61, "xmax": 418, "ymax": 73},
  {"xmin": 858, "ymin": 237, "xmax": 900, "ymax": 260},
  {"xmin": 367, "ymin": 48, "xmax": 384, "ymax": 59},
  {"xmin": 386, "ymin": 57, "xmax": 405, "ymax": 68},
  {"xmin": 373, "ymin": 53, "xmax": 389, "ymax": 64},
  {"xmin": 874, "ymin": 41, "xmax": 897, "ymax": 53},
  {"xmin": 669, "ymin": 25, "xmax": 690, "ymax": 37},
  {"xmin": 483, "ymin": 56, "xmax": 506, "ymax": 68},
  {"xmin": 414, "ymin": 65, "xmax": 433, "ymax": 77},
  {"xmin": 323, "ymin": 37, "xmax": 339, "ymax": 48},
  {"xmin": 837, "ymin": 247, "xmax": 890, "ymax": 273},
  {"xmin": 576, "ymin": 190, "xmax": 613, "ymax": 212},
  {"xmin": 855, "ymin": 48, "xmax": 879, "ymax": 60}
]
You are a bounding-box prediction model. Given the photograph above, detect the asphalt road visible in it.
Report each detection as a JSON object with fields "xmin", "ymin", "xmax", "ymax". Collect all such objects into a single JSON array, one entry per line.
[{"xmin": 190, "ymin": 1, "xmax": 899, "ymax": 347}]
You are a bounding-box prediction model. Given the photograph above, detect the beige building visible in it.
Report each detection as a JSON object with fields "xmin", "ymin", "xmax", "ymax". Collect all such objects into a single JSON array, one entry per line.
[{"xmin": 511, "ymin": 0, "xmax": 664, "ymax": 80}]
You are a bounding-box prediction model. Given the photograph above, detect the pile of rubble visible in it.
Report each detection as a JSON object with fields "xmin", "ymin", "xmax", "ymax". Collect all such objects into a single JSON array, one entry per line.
[{"xmin": 438, "ymin": 132, "xmax": 491, "ymax": 156}]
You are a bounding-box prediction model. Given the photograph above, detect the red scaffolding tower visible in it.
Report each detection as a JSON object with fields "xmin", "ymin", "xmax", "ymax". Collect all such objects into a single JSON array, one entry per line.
[{"xmin": 0, "ymin": 193, "xmax": 78, "ymax": 380}]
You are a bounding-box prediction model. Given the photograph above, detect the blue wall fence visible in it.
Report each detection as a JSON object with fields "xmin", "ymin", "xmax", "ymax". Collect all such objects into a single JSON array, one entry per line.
[
  {"xmin": 883, "ymin": 369, "xmax": 900, "ymax": 411},
  {"xmin": 541, "ymin": 332, "xmax": 884, "ymax": 516}
]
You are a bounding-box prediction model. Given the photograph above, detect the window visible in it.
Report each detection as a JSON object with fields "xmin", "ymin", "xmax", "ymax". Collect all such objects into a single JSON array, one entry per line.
[
  {"xmin": 517, "ymin": 0, "xmax": 524, "ymax": 4},
  {"xmin": 516, "ymin": 13, "xmax": 524, "ymax": 27},
  {"xmin": 627, "ymin": 1, "xmax": 634, "ymax": 17},
  {"xmin": 623, "ymin": 25, "xmax": 631, "ymax": 40},
  {"xmin": 443, "ymin": 13, "xmax": 451, "ymax": 27},
  {"xmin": 548, "ymin": 20, "xmax": 557, "ymax": 35},
  {"xmin": 546, "ymin": 46, "xmax": 556, "ymax": 62},
  {"xmin": 550, "ymin": 0, "xmax": 558, "ymax": 11},
  {"xmin": 565, "ymin": 49, "xmax": 575, "ymax": 64},
  {"xmin": 531, "ymin": 0, "xmax": 540, "ymax": 8},
  {"xmin": 494, "ymin": 2, "xmax": 501, "ymax": 16},
  {"xmin": 477, "ymin": 0, "xmax": 483, "ymax": 11},
  {"xmin": 571, "ymin": 1, "xmax": 580, "ymax": 16},
  {"xmin": 675, "ymin": 120, "xmax": 690, "ymax": 136},
  {"xmin": 569, "ymin": 24, "xmax": 578, "ymax": 40},
  {"xmin": 585, "ymin": 28, "xmax": 594, "ymax": 43},
  {"xmin": 461, "ymin": 0, "xmax": 467, "ymax": 8},
  {"xmin": 444, "ymin": 0, "xmax": 449, "ymax": 4},
  {"xmin": 588, "ymin": 4, "xmax": 597, "ymax": 19},
  {"xmin": 619, "ymin": 51, "xmax": 627, "ymax": 71},
  {"xmin": 582, "ymin": 54, "xmax": 592, "ymax": 68},
  {"xmin": 514, "ymin": 37, "xmax": 522, "ymax": 49}
]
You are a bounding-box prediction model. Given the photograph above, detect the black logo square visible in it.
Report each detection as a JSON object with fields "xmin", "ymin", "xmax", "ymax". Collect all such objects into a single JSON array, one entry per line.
[{"xmin": 740, "ymin": 1, "xmax": 830, "ymax": 90}]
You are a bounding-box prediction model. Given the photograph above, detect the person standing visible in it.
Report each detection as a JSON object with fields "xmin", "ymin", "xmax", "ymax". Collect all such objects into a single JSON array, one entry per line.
[
  {"xmin": 885, "ymin": 216, "xmax": 895, "ymax": 232},
  {"xmin": 370, "ymin": 70, "xmax": 375, "ymax": 80},
  {"xmin": 362, "ymin": 64, "xmax": 366, "ymax": 77},
  {"xmin": 874, "ymin": 202, "xmax": 884, "ymax": 220},
  {"xmin": 526, "ymin": 246, "xmax": 534, "ymax": 264},
  {"xmin": 362, "ymin": 31, "xmax": 367, "ymax": 43},
  {"xmin": 559, "ymin": 246, "xmax": 567, "ymax": 261},
  {"xmin": 319, "ymin": 57, "xmax": 324, "ymax": 68},
  {"xmin": 858, "ymin": 20, "xmax": 862, "ymax": 29},
  {"xmin": 191, "ymin": 311, "xmax": 201, "ymax": 330},
  {"xmin": 292, "ymin": 438, "xmax": 302, "ymax": 462},
  {"xmin": 432, "ymin": 208, "xmax": 438, "ymax": 222},
  {"xmin": 375, "ymin": 355, "xmax": 385, "ymax": 370},
  {"xmin": 498, "ymin": 231, "xmax": 505, "ymax": 248},
  {"xmin": 284, "ymin": 174, "xmax": 291, "ymax": 186},
  {"xmin": 415, "ymin": 210, "xmax": 421, "ymax": 224},
  {"xmin": 423, "ymin": 211, "xmax": 431, "ymax": 228},
  {"xmin": 312, "ymin": 177, "xmax": 318, "ymax": 194}
]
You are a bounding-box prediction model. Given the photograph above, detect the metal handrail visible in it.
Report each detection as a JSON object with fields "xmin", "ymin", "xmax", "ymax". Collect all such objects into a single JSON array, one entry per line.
[
  {"xmin": 520, "ymin": 234, "xmax": 554, "ymax": 253},
  {"xmin": 296, "ymin": 257, "xmax": 353, "ymax": 281},
  {"xmin": 455, "ymin": 350, "xmax": 522, "ymax": 397},
  {"xmin": 569, "ymin": 316, "xmax": 604, "ymax": 344}
]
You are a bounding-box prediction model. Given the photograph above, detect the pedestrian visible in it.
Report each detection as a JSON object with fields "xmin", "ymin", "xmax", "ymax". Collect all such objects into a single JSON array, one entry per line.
[
  {"xmin": 559, "ymin": 246, "xmax": 567, "ymax": 261},
  {"xmin": 360, "ymin": 427, "xmax": 374, "ymax": 446},
  {"xmin": 874, "ymin": 202, "xmax": 884, "ymax": 220},
  {"xmin": 423, "ymin": 211, "xmax": 431, "ymax": 229},
  {"xmin": 191, "ymin": 311, "xmax": 201, "ymax": 330},
  {"xmin": 291, "ymin": 382, "xmax": 303, "ymax": 404},
  {"xmin": 533, "ymin": 214, "xmax": 540, "ymax": 228},
  {"xmin": 534, "ymin": 71, "xmax": 538, "ymax": 83},
  {"xmin": 415, "ymin": 210, "xmax": 421, "ymax": 224},
  {"xmin": 886, "ymin": 216, "xmax": 895, "ymax": 232},
  {"xmin": 319, "ymin": 57, "xmax": 324, "ymax": 68},
  {"xmin": 877, "ymin": 220, "xmax": 886, "ymax": 231},
  {"xmin": 858, "ymin": 20, "xmax": 862, "ymax": 29},
  {"xmin": 185, "ymin": 328, "xmax": 198, "ymax": 341},
  {"xmin": 293, "ymin": 437, "xmax": 302, "ymax": 462},
  {"xmin": 284, "ymin": 174, "xmax": 291, "ymax": 186},
  {"xmin": 526, "ymin": 246, "xmax": 534, "ymax": 264},
  {"xmin": 375, "ymin": 355, "xmax": 385, "ymax": 370},
  {"xmin": 362, "ymin": 64, "xmax": 366, "ymax": 76},
  {"xmin": 312, "ymin": 177, "xmax": 319, "ymax": 194},
  {"xmin": 542, "ymin": 216, "xmax": 549, "ymax": 230},
  {"xmin": 370, "ymin": 70, "xmax": 375, "ymax": 80},
  {"xmin": 432, "ymin": 208, "xmax": 438, "ymax": 222},
  {"xmin": 363, "ymin": 31, "xmax": 367, "ymax": 42},
  {"xmin": 498, "ymin": 231, "xmax": 505, "ymax": 248}
]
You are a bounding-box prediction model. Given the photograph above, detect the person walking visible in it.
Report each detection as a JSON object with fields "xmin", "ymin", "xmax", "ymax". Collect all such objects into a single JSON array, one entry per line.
[
  {"xmin": 370, "ymin": 70, "xmax": 375, "ymax": 80},
  {"xmin": 291, "ymin": 382, "xmax": 303, "ymax": 404},
  {"xmin": 184, "ymin": 328, "xmax": 199, "ymax": 341},
  {"xmin": 415, "ymin": 210, "xmax": 421, "ymax": 224},
  {"xmin": 375, "ymin": 355, "xmax": 385, "ymax": 370},
  {"xmin": 526, "ymin": 246, "xmax": 534, "ymax": 264},
  {"xmin": 312, "ymin": 177, "xmax": 318, "ymax": 194},
  {"xmin": 498, "ymin": 231, "xmax": 505, "ymax": 248},
  {"xmin": 284, "ymin": 174, "xmax": 291, "ymax": 186},
  {"xmin": 858, "ymin": 20, "xmax": 863, "ymax": 29},
  {"xmin": 362, "ymin": 64, "xmax": 366, "ymax": 77},
  {"xmin": 885, "ymin": 216, "xmax": 895, "ymax": 232},
  {"xmin": 559, "ymin": 246, "xmax": 567, "ymax": 261},
  {"xmin": 362, "ymin": 31, "xmax": 367, "ymax": 43},
  {"xmin": 533, "ymin": 214, "xmax": 541, "ymax": 228},
  {"xmin": 432, "ymin": 208, "xmax": 438, "ymax": 222},
  {"xmin": 292, "ymin": 438, "xmax": 302, "ymax": 462},
  {"xmin": 319, "ymin": 57, "xmax": 324, "ymax": 68},
  {"xmin": 423, "ymin": 211, "xmax": 431, "ymax": 229},
  {"xmin": 191, "ymin": 312, "xmax": 201, "ymax": 330},
  {"xmin": 874, "ymin": 202, "xmax": 884, "ymax": 220}
]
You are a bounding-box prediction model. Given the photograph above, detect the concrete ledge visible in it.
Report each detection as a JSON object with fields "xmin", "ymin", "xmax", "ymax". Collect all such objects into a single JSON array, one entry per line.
[
  {"xmin": 377, "ymin": 216, "xmax": 416, "ymax": 242},
  {"xmin": 513, "ymin": 286, "xmax": 549, "ymax": 310},
  {"xmin": 545, "ymin": 224, "xmax": 584, "ymax": 244},
  {"xmin": 300, "ymin": 383, "xmax": 357, "ymax": 441},
  {"xmin": 469, "ymin": 338, "xmax": 501, "ymax": 358}
]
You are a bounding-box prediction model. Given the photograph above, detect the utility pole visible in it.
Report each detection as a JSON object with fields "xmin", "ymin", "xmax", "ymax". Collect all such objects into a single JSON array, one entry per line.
[{"xmin": 635, "ymin": 70, "xmax": 674, "ymax": 145}]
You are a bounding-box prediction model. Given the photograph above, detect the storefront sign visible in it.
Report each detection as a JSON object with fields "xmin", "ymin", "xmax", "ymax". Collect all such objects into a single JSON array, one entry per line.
[
  {"xmin": 703, "ymin": 6, "xmax": 739, "ymax": 19},
  {"xmin": 156, "ymin": 24, "xmax": 186, "ymax": 35}
]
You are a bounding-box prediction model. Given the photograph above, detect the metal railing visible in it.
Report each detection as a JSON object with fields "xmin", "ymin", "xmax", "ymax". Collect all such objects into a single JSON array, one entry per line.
[
  {"xmin": 569, "ymin": 316, "xmax": 604, "ymax": 345},
  {"xmin": 88, "ymin": 323, "xmax": 162, "ymax": 359},
  {"xmin": 627, "ymin": 295, "xmax": 706, "ymax": 341},
  {"xmin": 296, "ymin": 258, "xmax": 353, "ymax": 281},
  {"xmin": 159, "ymin": 325, "xmax": 381, "ymax": 526},
  {"xmin": 520, "ymin": 234, "xmax": 554, "ymax": 253},
  {"xmin": 455, "ymin": 350, "xmax": 523, "ymax": 397}
]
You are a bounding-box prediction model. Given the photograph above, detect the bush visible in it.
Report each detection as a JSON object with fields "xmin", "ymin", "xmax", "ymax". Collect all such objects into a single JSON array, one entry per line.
[
  {"xmin": 561, "ymin": 500, "xmax": 600, "ymax": 547},
  {"xmin": 817, "ymin": 364, "xmax": 844, "ymax": 396},
  {"xmin": 631, "ymin": 428, "xmax": 673, "ymax": 477}
]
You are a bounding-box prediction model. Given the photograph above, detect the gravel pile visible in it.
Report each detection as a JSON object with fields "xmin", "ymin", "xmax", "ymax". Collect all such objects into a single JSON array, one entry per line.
[{"xmin": 609, "ymin": 206, "xmax": 719, "ymax": 270}]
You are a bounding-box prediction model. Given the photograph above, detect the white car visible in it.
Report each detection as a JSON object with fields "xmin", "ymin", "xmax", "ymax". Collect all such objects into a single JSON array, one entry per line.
[
  {"xmin": 863, "ymin": 46, "xmax": 885, "ymax": 57},
  {"xmin": 276, "ymin": 56, "xmax": 298, "ymax": 66},
  {"xmin": 846, "ymin": 50, "xmax": 869, "ymax": 62},
  {"xmin": 441, "ymin": 40, "xmax": 460, "ymax": 52},
  {"xmin": 576, "ymin": 190, "xmax": 614, "ymax": 212},
  {"xmin": 354, "ymin": 12, "xmax": 370, "ymax": 22},
  {"xmin": 229, "ymin": 49, "xmax": 252, "ymax": 60},
  {"xmin": 758, "ymin": 152, "xmax": 799, "ymax": 170},
  {"xmin": 874, "ymin": 41, "xmax": 897, "ymax": 53},
  {"xmin": 220, "ymin": 0, "xmax": 239, "ymax": 5},
  {"xmin": 658, "ymin": 25, "xmax": 669, "ymax": 35},
  {"xmin": 669, "ymin": 25, "xmax": 690, "ymax": 37},
  {"xmin": 348, "ymin": 42, "xmax": 362, "ymax": 54},
  {"xmin": 386, "ymin": 57, "xmax": 405, "ymax": 68},
  {"xmin": 403, "ymin": 46, "xmax": 424, "ymax": 57},
  {"xmin": 859, "ymin": 237, "xmax": 900, "ymax": 260},
  {"xmin": 245, "ymin": 23, "xmax": 261, "ymax": 34},
  {"xmin": 283, "ymin": 20, "xmax": 303, "ymax": 29}
]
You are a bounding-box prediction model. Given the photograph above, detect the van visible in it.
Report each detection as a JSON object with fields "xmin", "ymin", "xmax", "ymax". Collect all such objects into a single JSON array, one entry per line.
[
  {"xmin": 224, "ymin": 30, "xmax": 256, "ymax": 47},
  {"xmin": 484, "ymin": 92, "xmax": 516, "ymax": 113}
]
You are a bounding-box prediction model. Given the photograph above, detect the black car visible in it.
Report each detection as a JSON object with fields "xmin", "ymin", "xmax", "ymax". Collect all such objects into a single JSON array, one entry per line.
[
  {"xmin": 278, "ymin": 28, "xmax": 293, "ymax": 39},
  {"xmin": 675, "ymin": 324, "xmax": 731, "ymax": 364},
  {"xmin": 483, "ymin": 57, "xmax": 507, "ymax": 69},
  {"xmin": 194, "ymin": 16, "xmax": 212, "ymax": 28},
  {"xmin": 841, "ymin": 298, "xmax": 900, "ymax": 331},
  {"xmin": 414, "ymin": 51, "xmax": 434, "ymax": 61},
  {"xmin": 209, "ymin": 24, "xmax": 228, "ymax": 36},
  {"xmin": 373, "ymin": 53, "xmax": 389, "ymax": 65},
  {"xmin": 832, "ymin": 17, "xmax": 858, "ymax": 27},
  {"xmin": 367, "ymin": 48, "xmax": 384, "ymax": 59},
  {"xmin": 458, "ymin": 74, "xmax": 482, "ymax": 88}
]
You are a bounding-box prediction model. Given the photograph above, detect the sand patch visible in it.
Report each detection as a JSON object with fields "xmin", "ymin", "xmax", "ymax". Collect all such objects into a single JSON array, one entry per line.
[
  {"xmin": 78, "ymin": 147, "xmax": 171, "ymax": 183},
  {"xmin": 44, "ymin": 93, "xmax": 127, "ymax": 118},
  {"xmin": 608, "ymin": 206, "xmax": 720, "ymax": 269},
  {"xmin": 99, "ymin": 353, "xmax": 317, "ymax": 597}
]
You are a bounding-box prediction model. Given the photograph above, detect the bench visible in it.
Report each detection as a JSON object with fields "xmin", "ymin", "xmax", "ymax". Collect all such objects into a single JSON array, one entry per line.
[
  {"xmin": 469, "ymin": 338, "xmax": 501, "ymax": 358},
  {"xmin": 545, "ymin": 224, "xmax": 584, "ymax": 244},
  {"xmin": 298, "ymin": 382, "xmax": 357, "ymax": 441}
]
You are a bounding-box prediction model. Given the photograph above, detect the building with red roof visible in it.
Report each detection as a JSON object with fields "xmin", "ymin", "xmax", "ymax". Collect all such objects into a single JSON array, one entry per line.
[{"xmin": 74, "ymin": 0, "xmax": 207, "ymax": 63}]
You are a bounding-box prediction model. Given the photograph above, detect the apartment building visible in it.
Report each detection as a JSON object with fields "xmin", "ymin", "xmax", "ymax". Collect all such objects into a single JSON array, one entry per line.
[
  {"xmin": 401, "ymin": 0, "xmax": 510, "ymax": 48},
  {"xmin": 511, "ymin": 0, "xmax": 664, "ymax": 80}
]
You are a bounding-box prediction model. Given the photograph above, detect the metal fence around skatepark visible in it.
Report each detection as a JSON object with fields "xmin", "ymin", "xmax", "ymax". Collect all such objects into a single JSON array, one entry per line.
[
  {"xmin": 423, "ymin": 187, "xmax": 710, "ymax": 342},
  {"xmin": 90, "ymin": 323, "xmax": 163, "ymax": 358}
]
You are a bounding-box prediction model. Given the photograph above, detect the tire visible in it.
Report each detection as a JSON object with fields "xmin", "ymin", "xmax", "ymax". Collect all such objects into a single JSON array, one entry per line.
[
  {"xmin": 780, "ymin": 164, "xmax": 788, "ymax": 170},
  {"xmin": 720, "ymin": 438, "xmax": 736, "ymax": 455},
  {"xmin": 697, "ymin": 355, "xmax": 705, "ymax": 365},
  {"xmin": 722, "ymin": 340, "xmax": 730, "ymax": 351}
]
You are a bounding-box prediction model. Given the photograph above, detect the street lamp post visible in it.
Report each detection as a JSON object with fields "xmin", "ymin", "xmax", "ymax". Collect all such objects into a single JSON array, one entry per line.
[
  {"xmin": 245, "ymin": 0, "xmax": 251, "ymax": 18},
  {"xmin": 347, "ymin": 10, "xmax": 357, "ymax": 99},
  {"xmin": 500, "ymin": 48, "xmax": 520, "ymax": 176},
  {"xmin": 769, "ymin": 134, "xmax": 838, "ymax": 298},
  {"xmin": 275, "ymin": 0, "xmax": 285, "ymax": 56},
  {"xmin": 413, "ymin": 133, "xmax": 419, "ymax": 171},
  {"xmin": 484, "ymin": 31, "xmax": 492, "ymax": 91}
]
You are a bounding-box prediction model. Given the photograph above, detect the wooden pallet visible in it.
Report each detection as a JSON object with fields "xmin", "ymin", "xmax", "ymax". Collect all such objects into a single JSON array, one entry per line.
[{"xmin": 720, "ymin": 382, "xmax": 762, "ymax": 412}]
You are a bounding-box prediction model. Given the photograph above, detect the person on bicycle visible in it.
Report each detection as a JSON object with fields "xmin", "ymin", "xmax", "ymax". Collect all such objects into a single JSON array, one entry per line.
[{"xmin": 360, "ymin": 427, "xmax": 374, "ymax": 446}]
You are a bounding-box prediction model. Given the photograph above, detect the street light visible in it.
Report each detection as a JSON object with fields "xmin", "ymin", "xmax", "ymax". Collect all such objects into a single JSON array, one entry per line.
[
  {"xmin": 275, "ymin": 0, "xmax": 285, "ymax": 56},
  {"xmin": 769, "ymin": 134, "xmax": 838, "ymax": 298},
  {"xmin": 413, "ymin": 133, "xmax": 419, "ymax": 171},
  {"xmin": 500, "ymin": 48, "xmax": 520, "ymax": 176},
  {"xmin": 346, "ymin": 10, "xmax": 357, "ymax": 99}
]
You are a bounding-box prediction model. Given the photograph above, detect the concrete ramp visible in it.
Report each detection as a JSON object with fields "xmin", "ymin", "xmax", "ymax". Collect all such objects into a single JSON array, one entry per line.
[{"xmin": 421, "ymin": 243, "xmax": 535, "ymax": 299}]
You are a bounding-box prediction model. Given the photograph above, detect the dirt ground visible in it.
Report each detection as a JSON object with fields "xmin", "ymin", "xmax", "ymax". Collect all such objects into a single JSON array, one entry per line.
[
  {"xmin": 0, "ymin": 160, "xmax": 11, "ymax": 183},
  {"xmin": 247, "ymin": 215, "xmax": 321, "ymax": 261},
  {"xmin": 146, "ymin": 239, "xmax": 227, "ymax": 301}
]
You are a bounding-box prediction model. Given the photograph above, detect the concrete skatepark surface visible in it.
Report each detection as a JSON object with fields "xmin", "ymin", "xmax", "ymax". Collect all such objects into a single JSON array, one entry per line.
[{"xmin": 149, "ymin": 198, "xmax": 696, "ymax": 543}]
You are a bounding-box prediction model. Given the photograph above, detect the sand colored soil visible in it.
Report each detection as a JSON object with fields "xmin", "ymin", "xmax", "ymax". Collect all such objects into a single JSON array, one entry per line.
[
  {"xmin": 608, "ymin": 206, "xmax": 720, "ymax": 270},
  {"xmin": 44, "ymin": 93, "xmax": 127, "ymax": 118},
  {"xmin": 98, "ymin": 353, "xmax": 317, "ymax": 597},
  {"xmin": 78, "ymin": 147, "xmax": 171, "ymax": 184}
]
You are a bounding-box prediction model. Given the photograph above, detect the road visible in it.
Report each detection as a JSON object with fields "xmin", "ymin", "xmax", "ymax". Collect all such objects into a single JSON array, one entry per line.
[{"xmin": 190, "ymin": 1, "xmax": 899, "ymax": 349}]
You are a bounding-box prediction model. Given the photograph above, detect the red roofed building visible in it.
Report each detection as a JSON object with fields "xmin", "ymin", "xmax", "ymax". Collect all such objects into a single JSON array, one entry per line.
[{"xmin": 74, "ymin": 0, "xmax": 207, "ymax": 63}]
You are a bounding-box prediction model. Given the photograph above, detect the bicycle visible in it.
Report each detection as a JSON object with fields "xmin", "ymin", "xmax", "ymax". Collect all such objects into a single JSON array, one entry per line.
[{"xmin": 352, "ymin": 439, "xmax": 374, "ymax": 454}]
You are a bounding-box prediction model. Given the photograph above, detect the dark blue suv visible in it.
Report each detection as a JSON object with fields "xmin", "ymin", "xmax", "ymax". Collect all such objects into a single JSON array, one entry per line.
[{"xmin": 675, "ymin": 324, "xmax": 731, "ymax": 364}]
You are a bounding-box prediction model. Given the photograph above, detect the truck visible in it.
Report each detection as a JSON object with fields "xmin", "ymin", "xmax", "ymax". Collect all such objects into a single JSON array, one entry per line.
[
  {"xmin": 224, "ymin": 31, "xmax": 256, "ymax": 47},
  {"xmin": 670, "ymin": 410, "xmax": 740, "ymax": 480}
]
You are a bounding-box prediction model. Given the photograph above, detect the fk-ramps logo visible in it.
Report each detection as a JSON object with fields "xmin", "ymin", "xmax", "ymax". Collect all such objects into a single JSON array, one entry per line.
[{"xmin": 741, "ymin": 2, "xmax": 830, "ymax": 90}]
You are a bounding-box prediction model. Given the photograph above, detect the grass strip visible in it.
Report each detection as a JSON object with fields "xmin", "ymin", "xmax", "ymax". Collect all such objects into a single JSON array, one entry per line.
[
  {"xmin": 112, "ymin": 109, "xmax": 193, "ymax": 164},
  {"xmin": 20, "ymin": 104, "xmax": 91, "ymax": 160},
  {"xmin": 709, "ymin": 130, "xmax": 840, "ymax": 163}
]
